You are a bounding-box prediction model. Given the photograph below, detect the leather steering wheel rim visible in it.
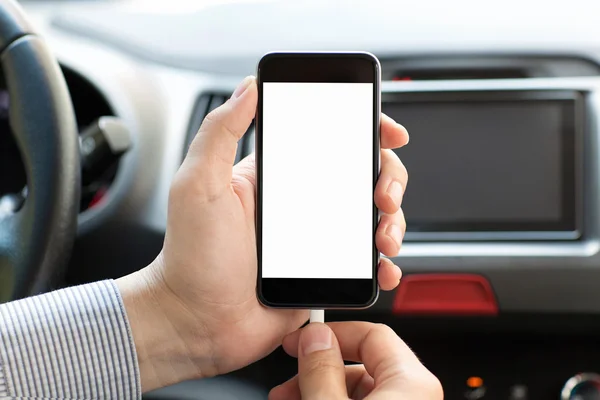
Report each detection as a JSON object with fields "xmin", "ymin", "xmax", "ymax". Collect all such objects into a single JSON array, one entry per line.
[{"xmin": 0, "ymin": 0, "xmax": 79, "ymax": 301}]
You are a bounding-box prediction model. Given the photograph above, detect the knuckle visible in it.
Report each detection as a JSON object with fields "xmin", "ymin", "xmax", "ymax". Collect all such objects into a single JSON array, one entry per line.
[
  {"xmin": 421, "ymin": 371, "xmax": 444, "ymax": 399},
  {"xmin": 168, "ymin": 167, "xmax": 223, "ymax": 205},
  {"xmin": 202, "ymin": 106, "xmax": 239, "ymax": 141},
  {"xmin": 372, "ymin": 323, "xmax": 397, "ymax": 338},
  {"xmin": 202, "ymin": 107, "xmax": 222, "ymax": 128},
  {"xmin": 400, "ymin": 160, "xmax": 408, "ymax": 181},
  {"xmin": 198, "ymin": 110, "xmax": 220, "ymax": 138},
  {"xmin": 405, "ymin": 368, "xmax": 443, "ymax": 399},
  {"xmin": 382, "ymin": 149, "xmax": 396, "ymax": 166},
  {"xmin": 382, "ymin": 150, "xmax": 408, "ymax": 185},
  {"xmin": 305, "ymin": 357, "xmax": 344, "ymax": 378},
  {"xmin": 311, "ymin": 392, "xmax": 345, "ymax": 400}
]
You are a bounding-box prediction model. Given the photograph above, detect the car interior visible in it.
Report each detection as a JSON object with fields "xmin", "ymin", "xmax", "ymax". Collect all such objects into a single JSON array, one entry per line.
[{"xmin": 1, "ymin": 0, "xmax": 599, "ymax": 399}]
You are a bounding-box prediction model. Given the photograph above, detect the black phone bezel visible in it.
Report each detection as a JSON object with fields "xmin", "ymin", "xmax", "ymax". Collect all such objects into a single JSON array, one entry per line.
[{"xmin": 255, "ymin": 52, "xmax": 381, "ymax": 308}]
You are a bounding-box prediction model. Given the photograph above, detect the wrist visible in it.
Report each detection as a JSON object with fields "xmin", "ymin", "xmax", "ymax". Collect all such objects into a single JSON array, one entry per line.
[{"xmin": 116, "ymin": 260, "xmax": 217, "ymax": 392}]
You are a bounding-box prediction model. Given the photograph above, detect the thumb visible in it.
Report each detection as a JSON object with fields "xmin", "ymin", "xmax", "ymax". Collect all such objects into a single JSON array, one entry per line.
[
  {"xmin": 298, "ymin": 323, "xmax": 347, "ymax": 400},
  {"xmin": 184, "ymin": 76, "xmax": 257, "ymax": 195}
]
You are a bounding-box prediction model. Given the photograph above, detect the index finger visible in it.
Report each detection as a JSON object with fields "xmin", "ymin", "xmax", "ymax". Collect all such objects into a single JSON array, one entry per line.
[
  {"xmin": 381, "ymin": 113, "xmax": 409, "ymax": 149},
  {"xmin": 282, "ymin": 321, "xmax": 420, "ymax": 382}
]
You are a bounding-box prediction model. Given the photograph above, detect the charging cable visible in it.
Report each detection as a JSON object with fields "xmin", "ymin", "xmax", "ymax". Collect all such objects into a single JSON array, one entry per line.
[{"xmin": 309, "ymin": 309, "xmax": 325, "ymax": 323}]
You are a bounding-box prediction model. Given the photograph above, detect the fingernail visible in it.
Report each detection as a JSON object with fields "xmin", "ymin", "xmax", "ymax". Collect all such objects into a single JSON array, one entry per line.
[
  {"xmin": 386, "ymin": 224, "xmax": 402, "ymax": 247},
  {"xmin": 300, "ymin": 323, "xmax": 332, "ymax": 356},
  {"xmin": 386, "ymin": 180, "xmax": 403, "ymax": 208},
  {"xmin": 232, "ymin": 76, "xmax": 253, "ymax": 99}
]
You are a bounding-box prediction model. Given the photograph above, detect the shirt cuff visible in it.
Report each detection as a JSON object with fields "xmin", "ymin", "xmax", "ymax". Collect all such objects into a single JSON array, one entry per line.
[{"xmin": 0, "ymin": 280, "xmax": 141, "ymax": 400}]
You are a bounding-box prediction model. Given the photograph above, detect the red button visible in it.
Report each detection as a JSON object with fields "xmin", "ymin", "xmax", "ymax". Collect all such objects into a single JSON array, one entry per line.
[{"xmin": 393, "ymin": 274, "xmax": 498, "ymax": 316}]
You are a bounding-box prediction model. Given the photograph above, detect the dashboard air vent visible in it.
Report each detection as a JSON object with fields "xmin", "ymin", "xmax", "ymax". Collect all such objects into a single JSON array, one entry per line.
[{"xmin": 392, "ymin": 67, "xmax": 528, "ymax": 81}]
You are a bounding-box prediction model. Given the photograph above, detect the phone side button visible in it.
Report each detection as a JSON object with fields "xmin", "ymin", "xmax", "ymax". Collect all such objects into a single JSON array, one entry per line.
[{"xmin": 392, "ymin": 274, "xmax": 499, "ymax": 316}]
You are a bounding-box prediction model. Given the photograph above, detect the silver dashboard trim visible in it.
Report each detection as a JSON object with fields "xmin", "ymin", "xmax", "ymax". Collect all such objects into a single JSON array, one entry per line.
[{"xmin": 381, "ymin": 78, "xmax": 600, "ymax": 258}]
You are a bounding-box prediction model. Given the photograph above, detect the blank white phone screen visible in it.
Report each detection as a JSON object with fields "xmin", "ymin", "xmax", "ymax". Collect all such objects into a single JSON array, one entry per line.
[{"xmin": 262, "ymin": 82, "xmax": 374, "ymax": 279}]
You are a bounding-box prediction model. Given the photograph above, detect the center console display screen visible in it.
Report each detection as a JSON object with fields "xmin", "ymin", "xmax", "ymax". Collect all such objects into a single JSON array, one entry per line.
[{"xmin": 383, "ymin": 91, "xmax": 581, "ymax": 239}]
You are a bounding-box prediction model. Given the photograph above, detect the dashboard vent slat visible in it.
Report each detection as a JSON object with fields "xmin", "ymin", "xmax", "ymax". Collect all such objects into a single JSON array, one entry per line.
[{"xmin": 392, "ymin": 67, "xmax": 529, "ymax": 81}]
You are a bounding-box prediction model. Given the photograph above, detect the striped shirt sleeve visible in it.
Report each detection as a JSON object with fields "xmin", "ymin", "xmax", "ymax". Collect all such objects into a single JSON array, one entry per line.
[{"xmin": 0, "ymin": 280, "xmax": 141, "ymax": 399}]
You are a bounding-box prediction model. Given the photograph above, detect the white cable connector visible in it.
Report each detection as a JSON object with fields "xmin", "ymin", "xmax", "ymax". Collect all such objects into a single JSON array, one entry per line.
[{"xmin": 309, "ymin": 309, "xmax": 325, "ymax": 323}]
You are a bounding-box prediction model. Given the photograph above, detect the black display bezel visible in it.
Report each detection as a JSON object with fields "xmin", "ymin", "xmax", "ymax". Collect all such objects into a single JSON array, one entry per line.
[
  {"xmin": 381, "ymin": 90, "xmax": 583, "ymax": 241},
  {"xmin": 256, "ymin": 52, "xmax": 380, "ymax": 308}
]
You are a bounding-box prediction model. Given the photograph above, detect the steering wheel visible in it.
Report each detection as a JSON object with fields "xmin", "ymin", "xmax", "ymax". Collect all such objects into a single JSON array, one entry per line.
[{"xmin": 0, "ymin": 0, "xmax": 80, "ymax": 302}]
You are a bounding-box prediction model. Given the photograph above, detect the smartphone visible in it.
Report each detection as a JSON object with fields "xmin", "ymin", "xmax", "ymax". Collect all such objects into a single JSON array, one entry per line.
[{"xmin": 256, "ymin": 52, "xmax": 381, "ymax": 308}]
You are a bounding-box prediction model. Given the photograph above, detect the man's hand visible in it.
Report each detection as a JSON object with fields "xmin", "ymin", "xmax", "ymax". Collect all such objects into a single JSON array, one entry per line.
[
  {"xmin": 116, "ymin": 76, "xmax": 410, "ymax": 392},
  {"xmin": 270, "ymin": 322, "xmax": 443, "ymax": 400}
]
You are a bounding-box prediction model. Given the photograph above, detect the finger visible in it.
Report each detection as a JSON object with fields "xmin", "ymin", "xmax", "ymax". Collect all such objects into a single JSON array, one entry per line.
[
  {"xmin": 183, "ymin": 76, "xmax": 257, "ymax": 198},
  {"xmin": 375, "ymin": 149, "xmax": 408, "ymax": 214},
  {"xmin": 297, "ymin": 323, "xmax": 347, "ymax": 399},
  {"xmin": 231, "ymin": 153, "xmax": 256, "ymax": 214},
  {"xmin": 346, "ymin": 365, "xmax": 375, "ymax": 400},
  {"xmin": 269, "ymin": 365, "xmax": 374, "ymax": 400},
  {"xmin": 283, "ymin": 322, "xmax": 420, "ymax": 372},
  {"xmin": 268, "ymin": 376, "xmax": 301, "ymax": 400},
  {"xmin": 377, "ymin": 258, "xmax": 402, "ymax": 291},
  {"xmin": 232, "ymin": 152, "xmax": 256, "ymax": 187},
  {"xmin": 381, "ymin": 113, "xmax": 409, "ymax": 149},
  {"xmin": 375, "ymin": 208, "xmax": 405, "ymax": 256}
]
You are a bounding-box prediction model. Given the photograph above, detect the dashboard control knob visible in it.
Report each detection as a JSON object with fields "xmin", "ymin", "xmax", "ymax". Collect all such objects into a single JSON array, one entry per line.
[{"xmin": 561, "ymin": 373, "xmax": 600, "ymax": 400}]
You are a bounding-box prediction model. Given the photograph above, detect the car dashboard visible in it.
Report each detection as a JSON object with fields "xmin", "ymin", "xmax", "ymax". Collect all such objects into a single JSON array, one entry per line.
[{"xmin": 12, "ymin": 0, "xmax": 600, "ymax": 399}]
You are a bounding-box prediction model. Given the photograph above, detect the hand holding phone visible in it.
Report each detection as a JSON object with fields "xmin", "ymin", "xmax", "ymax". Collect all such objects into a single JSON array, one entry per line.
[{"xmin": 132, "ymin": 73, "xmax": 407, "ymax": 385}]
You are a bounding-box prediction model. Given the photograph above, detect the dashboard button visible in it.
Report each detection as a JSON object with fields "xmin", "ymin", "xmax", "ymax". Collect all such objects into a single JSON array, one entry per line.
[
  {"xmin": 561, "ymin": 373, "xmax": 600, "ymax": 400},
  {"xmin": 464, "ymin": 386, "xmax": 486, "ymax": 400},
  {"xmin": 393, "ymin": 274, "xmax": 498, "ymax": 315},
  {"xmin": 509, "ymin": 384, "xmax": 528, "ymax": 400}
]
